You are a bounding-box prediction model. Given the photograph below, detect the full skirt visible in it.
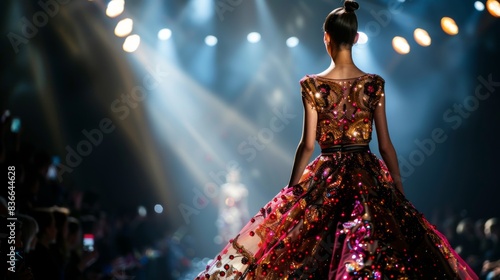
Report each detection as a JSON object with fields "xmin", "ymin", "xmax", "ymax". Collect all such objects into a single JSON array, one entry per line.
[{"xmin": 196, "ymin": 150, "xmax": 478, "ymax": 280}]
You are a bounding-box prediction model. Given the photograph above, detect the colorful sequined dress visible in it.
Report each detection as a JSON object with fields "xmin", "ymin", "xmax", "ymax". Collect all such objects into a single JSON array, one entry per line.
[{"xmin": 196, "ymin": 74, "xmax": 478, "ymax": 280}]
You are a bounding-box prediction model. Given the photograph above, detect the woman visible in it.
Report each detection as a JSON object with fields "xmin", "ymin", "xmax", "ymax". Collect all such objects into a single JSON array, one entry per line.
[{"xmin": 196, "ymin": 1, "xmax": 478, "ymax": 279}]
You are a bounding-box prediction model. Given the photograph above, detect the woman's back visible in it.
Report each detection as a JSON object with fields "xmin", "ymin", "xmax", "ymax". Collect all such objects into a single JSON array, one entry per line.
[{"xmin": 300, "ymin": 74, "xmax": 385, "ymax": 149}]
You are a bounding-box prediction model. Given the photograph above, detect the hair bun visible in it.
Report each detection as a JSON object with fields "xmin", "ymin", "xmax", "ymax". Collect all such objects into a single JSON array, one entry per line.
[{"xmin": 344, "ymin": 0, "xmax": 359, "ymax": 13}]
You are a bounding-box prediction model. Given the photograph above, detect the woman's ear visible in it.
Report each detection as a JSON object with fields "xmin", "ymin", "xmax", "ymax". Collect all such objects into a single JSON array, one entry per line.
[
  {"xmin": 324, "ymin": 32, "xmax": 330, "ymax": 45},
  {"xmin": 354, "ymin": 33, "xmax": 359, "ymax": 44}
]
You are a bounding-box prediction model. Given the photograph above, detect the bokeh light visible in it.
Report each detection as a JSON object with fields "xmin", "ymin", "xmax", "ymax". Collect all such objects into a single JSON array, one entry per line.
[
  {"xmin": 123, "ymin": 34, "xmax": 140, "ymax": 52},
  {"xmin": 286, "ymin": 36, "xmax": 299, "ymax": 48},
  {"xmin": 357, "ymin": 32, "xmax": 368, "ymax": 45},
  {"xmin": 441, "ymin": 17, "xmax": 459, "ymax": 35},
  {"xmin": 158, "ymin": 28, "xmax": 172, "ymax": 41},
  {"xmin": 392, "ymin": 36, "xmax": 410, "ymax": 54},
  {"xmin": 114, "ymin": 18, "xmax": 133, "ymax": 37},
  {"xmin": 414, "ymin": 28, "xmax": 431, "ymax": 47},
  {"xmin": 475, "ymin": 1, "xmax": 485, "ymax": 11},
  {"xmin": 154, "ymin": 204, "xmax": 164, "ymax": 214},
  {"xmin": 106, "ymin": 0, "xmax": 125, "ymax": 18},
  {"xmin": 137, "ymin": 205, "xmax": 147, "ymax": 217},
  {"xmin": 486, "ymin": 0, "xmax": 500, "ymax": 17},
  {"xmin": 247, "ymin": 32, "xmax": 261, "ymax": 43},
  {"xmin": 205, "ymin": 35, "xmax": 218, "ymax": 46}
]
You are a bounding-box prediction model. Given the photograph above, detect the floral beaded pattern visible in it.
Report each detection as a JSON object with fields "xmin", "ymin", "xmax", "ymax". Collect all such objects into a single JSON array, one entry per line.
[{"xmin": 300, "ymin": 74, "xmax": 385, "ymax": 149}]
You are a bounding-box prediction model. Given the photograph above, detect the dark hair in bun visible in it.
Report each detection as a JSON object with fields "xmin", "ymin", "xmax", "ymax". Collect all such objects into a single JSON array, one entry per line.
[
  {"xmin": 344, "ymin": 0, "xmax": 359, "ymax": 13},
  {"xmin": 323, "ymin": 0, "xmax": 359, "ymax": 47}
]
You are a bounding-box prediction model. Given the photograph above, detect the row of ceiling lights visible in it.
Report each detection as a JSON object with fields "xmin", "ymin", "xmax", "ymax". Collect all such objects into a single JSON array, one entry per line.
[{"xmin": 104, "ymin": 0, "xmax": 499, "ymax": 54}]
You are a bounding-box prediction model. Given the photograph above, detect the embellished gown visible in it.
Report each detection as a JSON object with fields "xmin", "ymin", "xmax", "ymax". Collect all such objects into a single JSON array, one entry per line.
[{"xmin": 196, "ymin": 74, "xmax": 478, "ymax": 280}]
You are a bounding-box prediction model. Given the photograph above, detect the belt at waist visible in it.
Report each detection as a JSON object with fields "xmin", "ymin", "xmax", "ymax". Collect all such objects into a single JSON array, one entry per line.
[{"xmin": 321, "ymin": 145, "xmax": 369, "ymax": 154}]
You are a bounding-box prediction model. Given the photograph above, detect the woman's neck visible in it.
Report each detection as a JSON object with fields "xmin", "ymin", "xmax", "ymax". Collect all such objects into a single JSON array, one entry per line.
[
  {"xmin": 319, "ymin": 46, "xmax": 363, "ymax": 78},
  {"xmin": 331, "ymin": 48, "xmax": 354, "ymax": 66}
]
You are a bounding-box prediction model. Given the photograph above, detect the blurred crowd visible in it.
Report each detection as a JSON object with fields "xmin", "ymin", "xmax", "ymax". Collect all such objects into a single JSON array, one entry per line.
[
  {"xmin": 0, "ymin": 111, "xmax": 193, "ymax": 280},
  {"xmin": 439, "ymin": 215, "xmax": 500, "ymax": 280},
  {"xmin": 1, "ymin": 112, "xmax": 500, "ymax": 280}
]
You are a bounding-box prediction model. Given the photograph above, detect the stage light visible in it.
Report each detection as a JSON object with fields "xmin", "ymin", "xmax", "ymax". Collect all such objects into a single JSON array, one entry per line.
[
  {"xmin": 154, "ymin": 204, "xmax": 163, "ymax": 214},
  {"xmin": 475, "ymin": 1, "xmax": 485, "ymax": 11},
  {"xmin": 205, "ymin": 35, "xmax": 218, "ymax": 46},
  {"xmin": 138, "ymin": 205, "xmax": 147, "ymax": 217},
  {"xmin": 286, "ymin": 36, "xmax": 299, "ymax": 48},
  {"xmin": 106, "ymin": 0, "xmax": 124, "ymax": 18},
  {"xmin": 158, "ymin": 28, "xmax": 172, "ymax": 41},
  {"xmin": 271, "ymin": 88, "xmax": 283, "ymax": 105},
  {"xmin": 392, "ymin": 36, "xmax": 410, "ymax": 54},
  {"xmin": 441, "ymin": 17, "xmax": 459, "ymax": 35},
  {"xmin": 357, "ymin": 32, "xmax": 368, "ymax": 44},
  {"xmin": 114, "ymin": 18, "xmax": 133, "ymax": 37},
  {"xmin": 486, "ymin": 0, "xmax": 500, "ymax": 17},
  {"xmin": 247, "ymin": 32, "xmax": 261, "ymax": 43},
  {"xmin": 123, "ymin": 34, "xmax": 140, "ymax": 52},
  {"xmin": 414, "ymin": 28, "xmax": 431, "ymax": 47},
  {"xmin": 188, "ymin": 0, "xmax": 214, "ymax": 23}
]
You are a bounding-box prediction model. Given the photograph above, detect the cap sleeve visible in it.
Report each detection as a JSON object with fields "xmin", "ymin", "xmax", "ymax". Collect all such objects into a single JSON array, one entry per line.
[
  {"xmin": 365, "ymin": 75, "xmax": 385, "ymax": 109},
  {"xmin": 300, "ymin": 76, "xmax": 317, "ymax": 110}
]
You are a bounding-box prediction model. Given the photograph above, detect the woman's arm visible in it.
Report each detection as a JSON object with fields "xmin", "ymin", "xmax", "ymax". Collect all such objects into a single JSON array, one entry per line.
[
  {"xmin": 287, "ymin": 97, "xmax": 318, "ymax": 187},
  {"xmin": 373, "ymin": 92, "xmax": 404, "ymax": 194}
]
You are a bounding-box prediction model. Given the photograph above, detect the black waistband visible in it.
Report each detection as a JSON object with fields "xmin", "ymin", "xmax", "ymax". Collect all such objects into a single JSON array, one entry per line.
[{"xmin": 321, "ymin": 145, "xmax": 369, "ymax": 154}]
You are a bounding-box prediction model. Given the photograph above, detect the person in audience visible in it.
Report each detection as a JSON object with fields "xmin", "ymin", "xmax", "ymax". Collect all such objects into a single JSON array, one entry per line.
[
  {"xmin": 27, "ymin": 208, "xmax": 63, "ymax": 280},
  {"xmin": 482, "ymin": 259, "xmax": 500, "ymax": 280},
  {"xmin": 484, "ymin": 218, "xmax": 500, "ymax": 261},
  {"xmin": 51, "ymin": 206, "xmax": 71, "ymax": 272},
  {"xmin": 481, "ymin": 218, "xmax": 500, "ymax": 279},
  {"xmin": 17, "ymin": 213, "xmax": 39, "ymax": 254},
  {"xmin": 455, "ymin": 217, "xmax": 483, "ymax": 274},
  {"xmin": 65, "ymin": 216, "xmax": 99, "ymax": 280},
  {"xmin": 476, "ymin": 219, "xmax": 488, "ymax": 254}
]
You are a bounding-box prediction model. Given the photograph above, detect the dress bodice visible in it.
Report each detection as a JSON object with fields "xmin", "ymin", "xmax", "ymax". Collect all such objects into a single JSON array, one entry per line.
[{"xmin": 300, "ymin": 74, "xmax": 385, "ymax": 149}]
